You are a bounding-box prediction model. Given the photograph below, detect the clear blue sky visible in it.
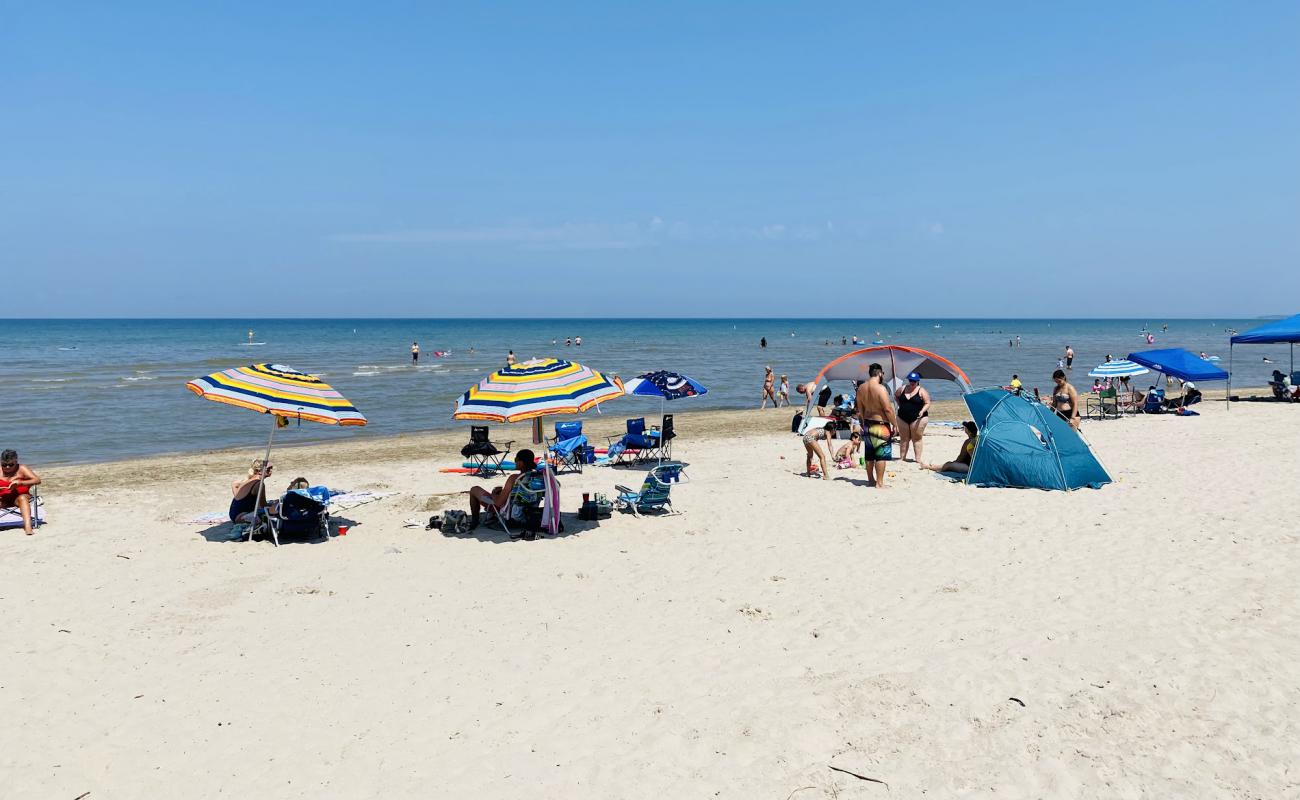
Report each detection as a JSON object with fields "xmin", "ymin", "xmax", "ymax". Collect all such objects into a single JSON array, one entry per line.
[{"xmin": 5, "ymin": 3, "xmax": 1298, "ymax": 317}]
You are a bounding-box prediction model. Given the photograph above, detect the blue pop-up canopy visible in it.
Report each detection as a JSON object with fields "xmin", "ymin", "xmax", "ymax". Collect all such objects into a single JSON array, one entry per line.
[
  {"xmin": 1228, "ymin": 315, "xmax": 1299, "ymax": 404},
  {"xmin": 1127, "ymin": 349, "xmax": 1229, "ymax": 383},
  {"xmin": 1231, "ymin": 314, "xmax": 1300, "ymax": 344}
]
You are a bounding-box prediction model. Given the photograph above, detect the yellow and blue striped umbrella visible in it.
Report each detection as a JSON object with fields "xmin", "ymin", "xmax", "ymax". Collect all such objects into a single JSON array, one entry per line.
[
  {"xmin": 454, "ymin": 358, "xmax": 623, "ymax": 423},
  {"xmin": 186, "ymin": 363, "xmax": 367, "ymax": 426}
]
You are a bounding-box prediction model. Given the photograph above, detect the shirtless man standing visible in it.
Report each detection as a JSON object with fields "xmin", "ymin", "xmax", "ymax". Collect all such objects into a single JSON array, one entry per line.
[{"xmin": 854, "ymin": 363, "xmax": 897, "ymax": 488}]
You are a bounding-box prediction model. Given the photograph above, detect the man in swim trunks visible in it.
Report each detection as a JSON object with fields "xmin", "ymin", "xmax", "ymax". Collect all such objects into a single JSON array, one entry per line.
[
  {"xmin": 1, "ymin": 450, "xmax": 43, "ymax": 534},
  {"xmin": 411, "ymin": 342, "xmax": 420, "ymax": 364},
  {"xmin": 854, "ymin": 363, "xmax": 897, "ymax": 488}
]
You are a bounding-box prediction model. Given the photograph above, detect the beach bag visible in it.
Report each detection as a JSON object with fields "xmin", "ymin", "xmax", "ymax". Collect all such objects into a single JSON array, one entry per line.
[
  {"xmin": 790, "ymin": 411, "xmax": 803, "ymax": 433},
  {"xmin": 433, "ymin": 510, "xmax": 472, "ymax": 535}
]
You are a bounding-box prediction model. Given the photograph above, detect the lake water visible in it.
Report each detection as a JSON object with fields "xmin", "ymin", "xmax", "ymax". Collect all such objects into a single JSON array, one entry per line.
[{"xmin": 3, "ymin": 318, "xmax": 1283, "ymax": 464}]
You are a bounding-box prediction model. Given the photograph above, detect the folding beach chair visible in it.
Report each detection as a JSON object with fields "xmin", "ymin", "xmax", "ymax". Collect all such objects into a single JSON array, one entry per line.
[
  {"xmin": 614, "ymin": 461, "xmax": 688, "ymax": 517},
  {"xmin": 606, "ymin": 418, "xmax": 654, "ymax": 464},
  {"xmin": 1086, "ymin": 388, "xmax": 1119, "ymax": 420},
  {"xmin": 0, "ymin": 486, "xmax": 43, "ymax": 530},
  {"xmin": 251, "ymin": 487, "xmax": 331, "ymax": 546},
  {"xmin": 642, "ymin": 414, "xmax": 677, "ymax": 462},
  {"xmin": 1141, "ymin": 389, "xmax": 1166, "ymax": 414},
  {"xmin": 487, "ymin": 467, "xmax": 550, "ymax": 539},
  {"xmin": 545, "ymin": 421, "xmax": 588, "ymax": 474},
  {"xmin": 461, "ymin": 426, "xmax": 513, "ymax": 476}
]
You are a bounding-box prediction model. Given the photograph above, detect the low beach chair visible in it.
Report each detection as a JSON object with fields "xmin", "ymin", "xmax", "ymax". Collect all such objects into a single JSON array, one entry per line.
[
  {"xmin": 251, "ymin": 487, "xmax": 331, "ymax": 546},
  {"xmin": 614, "ymin": 462, "xmax": 688, "ymax": 517},
  {"xmin": 488, "ymin": 468, "xmax": 549, "ymax": 539},
  {"xmin": 461, "ymin": 426, "xmax": 513, "ymax": 476},
  {"xmin": 546, "ymin": 421, "xmax": 588, "ymax": 474},
  {"xmin": 0, "ymin": 486, "xmax": 44, "ymax": 530},
  {"xmin": 1141, "ymin": 389, "xmax": 1166, "ymax": 414}
]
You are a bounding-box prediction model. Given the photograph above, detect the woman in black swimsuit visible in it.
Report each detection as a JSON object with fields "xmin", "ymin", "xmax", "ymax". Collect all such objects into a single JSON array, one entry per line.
[{"xmin": 894, "ymin": 371, "xmax": 931, "ymax": 463}]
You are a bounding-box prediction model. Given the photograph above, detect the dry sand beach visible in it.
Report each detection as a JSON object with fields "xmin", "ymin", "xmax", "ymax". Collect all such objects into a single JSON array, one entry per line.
[{"xmin": 2, "ymin": 397, "xmax": 1297, "ymax": 798}]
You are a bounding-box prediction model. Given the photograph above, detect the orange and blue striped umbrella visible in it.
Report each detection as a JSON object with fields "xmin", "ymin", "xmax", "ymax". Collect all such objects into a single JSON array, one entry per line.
[
  {"xmin": 454, "ymin": 358, "xmax": 623, "ymax": 423},
  {"xmin": 186, "ymin": 363, "xmax": 367, "ymax": 426}
]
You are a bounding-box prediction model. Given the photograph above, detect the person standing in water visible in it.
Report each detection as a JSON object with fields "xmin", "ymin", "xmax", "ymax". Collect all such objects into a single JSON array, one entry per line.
[
  {"xmin": 575, "ymin": 336, "xmax": 582, "ymax": 346},
  {"xmin": 247, "ymin": 329, "xmax": 255, "ymax": 345},
  {"xmin": 1064, "ymin": 345, "xmax": 1075, "ymax": 370},
  {"xmin": 760, "ymin": 336, "xmax": 767, "ymax": 349},
  {"xmin": 506, "ymin": 350, "xmax": 517, "ymax": 366},
  {"xmin": 411, "ymin": 342, "xmax": 420, "ymax": 364}
]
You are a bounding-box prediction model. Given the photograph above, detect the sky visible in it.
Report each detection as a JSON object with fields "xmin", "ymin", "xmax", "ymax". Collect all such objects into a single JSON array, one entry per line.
[{"xmin": 3, "ymin": 2, "xmax": 1298, "ymax": 318}]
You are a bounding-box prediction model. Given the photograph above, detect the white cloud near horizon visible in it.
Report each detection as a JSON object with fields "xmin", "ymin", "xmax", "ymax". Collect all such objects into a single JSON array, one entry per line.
[{"xmin": 329, "ymin": 218, "xmax": 836, "ymax": 250}]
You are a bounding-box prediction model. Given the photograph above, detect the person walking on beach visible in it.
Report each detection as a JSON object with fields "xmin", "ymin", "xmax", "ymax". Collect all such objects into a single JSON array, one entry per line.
[
  {"xmin": 760, "ymin": 366, "xmax": 778, "ymax": 408},
  {"xmin": 411, "ymin": 342, "xmax": 420, "ymax": 364},
  {"xmin": 778, "ymin": 374, "xmax": 790, "ymax": 406},
  {"xmin": 0, "ymin": 450, "xmax": 41, "ymax": 535},
  {"xmin": 854, "ymin": 363, "xmax": 896, "ymax": 487},
  {"xmin": 1045, "ymin": 369, "xmax": 1081, "ymax": 430},
  {"xmin": 894, "ymin": 371, "xmax": 930, "ymax": 463},
  {"xmin": 1064, "ymin": 345, "xmax": 1074, "ymax": 370}
]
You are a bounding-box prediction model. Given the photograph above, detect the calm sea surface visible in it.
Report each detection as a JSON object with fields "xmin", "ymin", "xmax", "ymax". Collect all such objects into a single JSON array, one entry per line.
[{"xmin": 3, "ymin": 318, "xmax": 1284, "ymax": 465}]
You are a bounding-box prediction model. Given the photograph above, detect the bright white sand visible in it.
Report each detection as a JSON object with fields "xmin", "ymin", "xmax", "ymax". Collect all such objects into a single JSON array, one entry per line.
[{"xmin": 2, "ymin": 401, "xmax": 1297, "ymax": 798}]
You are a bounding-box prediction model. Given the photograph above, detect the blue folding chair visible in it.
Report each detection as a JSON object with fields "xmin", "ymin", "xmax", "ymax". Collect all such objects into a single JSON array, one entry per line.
[
  {"xmin": 606, "ymin": 418, "xmax": 654, "ymax": 464},
  {"xmin": 614, "ymin": 462, "xmax": 688, "ymax": 516},
  {"xmin": 546, "ymin": 421, "xmax": 588, "ymax": 474}
]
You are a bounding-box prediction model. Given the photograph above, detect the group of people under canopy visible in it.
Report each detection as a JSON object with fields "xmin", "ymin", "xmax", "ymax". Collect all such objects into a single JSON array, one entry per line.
[{"xmin": 792, "ymin": 345, "xmax": 1111, "ymax": 491}]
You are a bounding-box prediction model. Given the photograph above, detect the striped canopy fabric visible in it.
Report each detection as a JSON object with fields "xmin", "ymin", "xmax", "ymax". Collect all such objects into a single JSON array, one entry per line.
[
  {"xmin": 186, "ymin": 363, "xmax": 367, "ymax": 426},
  {"xmin": 1086, "ymin": 360, "xmax": 1150, "ymax": 379},
  {"xmin": 454, "ymin": 358, "xmax": 624, "ymax": 423}
]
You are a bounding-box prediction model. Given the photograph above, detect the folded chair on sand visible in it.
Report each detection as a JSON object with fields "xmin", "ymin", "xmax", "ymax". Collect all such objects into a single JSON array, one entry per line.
[
  {"xmin": 641, "ymin": 414, "xmax": 677, "ymax": 462},
  {"xmin": 546, "ymin": 421, "xmax": 588, "ymax": 474},
  {"xmin": 251, "ymin": 487, "xmax": 331, "ymax": 546},
  {"xmin": 615, "ymin": 462, "xmax": 688, "ymax": 517},
  {"xmin": 461, "ymin": 426, "xmax": 513, "ymax": 476}
]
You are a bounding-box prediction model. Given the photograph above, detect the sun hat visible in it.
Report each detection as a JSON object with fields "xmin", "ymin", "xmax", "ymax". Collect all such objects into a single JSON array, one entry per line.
[{"xmin": 907, "ymin": 371, "xmax": 922, "ymax": 382}]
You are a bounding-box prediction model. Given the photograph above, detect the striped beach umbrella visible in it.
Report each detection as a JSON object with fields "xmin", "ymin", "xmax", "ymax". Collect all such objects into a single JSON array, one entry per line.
[
  {"xmin": 1087, "ymin": 360, "xmax": 1150, "ymax": 379},
  {"xmin": 454, "ymin": 358, "xmax": 623, "ymax": 423},
  {"xmin": 186, "ymin": 364, "xmax": 366, "ymax": 541},
  {"xmin": 187, "ymin": 363, "xmax": 367, "ymax": 425}
]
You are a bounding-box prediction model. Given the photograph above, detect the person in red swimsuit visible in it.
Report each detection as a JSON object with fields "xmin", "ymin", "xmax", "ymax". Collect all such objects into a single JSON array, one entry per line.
[{"xmin": 0, "ymin": 450, "xmax": 42, "ymax": 535}]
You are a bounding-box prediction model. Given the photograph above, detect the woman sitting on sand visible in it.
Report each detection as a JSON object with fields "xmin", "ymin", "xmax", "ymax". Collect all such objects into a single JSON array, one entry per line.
[
  {"xmin": 230, "ymin": 459, "xmax": 272, "ymax": 523},
  {"xmin": 802, "ymin": 421, "xmax": 836, "ymax": 480},
  {"xmin": 924, "ymin": 421, "xmax": 978, "ymax": 474},
  {"xmin": 468, "ymin": 449, "xmax": 536, "ymax": 528}
]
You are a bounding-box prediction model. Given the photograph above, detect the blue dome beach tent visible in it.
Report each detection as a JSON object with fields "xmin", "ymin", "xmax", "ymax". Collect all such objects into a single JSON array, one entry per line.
[
  {"xmin": 1228, "ymin": 313, "xmax": 1300, "ymax": 403},
  {"xmin": 962, "ymin": 388, "xmax": 1111, "ymax": 491}
]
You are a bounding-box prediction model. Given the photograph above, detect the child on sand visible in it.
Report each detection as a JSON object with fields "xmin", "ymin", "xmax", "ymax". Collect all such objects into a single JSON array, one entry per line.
[{"xmin": 778, "ymin": 375, "xmax": 790, "ymax": 406}]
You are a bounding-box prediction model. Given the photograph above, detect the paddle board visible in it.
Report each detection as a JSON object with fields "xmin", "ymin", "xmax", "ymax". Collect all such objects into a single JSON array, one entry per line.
[{"xmin": 240, "ymin": 342, "xmax": 267, "ymax": 346}]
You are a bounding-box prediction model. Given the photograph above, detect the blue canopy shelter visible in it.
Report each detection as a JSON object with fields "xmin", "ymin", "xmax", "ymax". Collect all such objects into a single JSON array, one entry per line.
[
  {"xmin": 1228, "ymin": 313, "xmax": 1300, "ymax": 402},
  {"xmin": 962, "ymin": 388, "xmax": 1111, "ymax": 491},
  {"xmin": 1127, "ymin": 349, "xmax": 1230, "ymax": 383}
]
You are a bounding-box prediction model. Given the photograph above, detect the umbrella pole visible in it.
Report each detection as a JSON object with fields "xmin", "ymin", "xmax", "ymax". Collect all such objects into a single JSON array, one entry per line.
[
  {"xmin": 532, "ymin": 417, "xmax": 542, "ymax": 445},
  {"xmin": 249, "ymin": 413, "xmax": 277, "ymax": 541}
]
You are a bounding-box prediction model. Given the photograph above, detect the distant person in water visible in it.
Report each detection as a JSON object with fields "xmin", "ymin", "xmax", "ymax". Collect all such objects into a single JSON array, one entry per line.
[
  {"xmin": 0, "ymin": 450, "xmax": 42, "ymax": 534},
  {"xmin": 506, "ymin": 350, "xmax": 516, "ymax": 366},
  {"xmin": 760, "ymin": 366, "xmax": 778, "ymax": 409},
  {"xmin": 411, "ymin": 342, "xmax": 420, "ymax": 364},
  {"xmin": 565, "ymin": 338, "xmax": 572, "ymax": 347},
  {"xmin": 1064, "ymin": 345, "xmax": 1075, "ymax": 370},
  {"xmin": 247, "ymin": 329, "xmax": 255, "ymax": 344},
  {"xmin": 575, "ymin": 336, "xmax": 582, "ymax": 346},
  {"xmin": 760, "ymin": 336, "xmax": 767, "ymax": 349}
]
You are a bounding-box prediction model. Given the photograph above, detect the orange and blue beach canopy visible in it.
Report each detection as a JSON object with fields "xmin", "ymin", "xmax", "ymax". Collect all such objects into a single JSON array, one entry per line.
[
  {"xmin": 454, "ymin": 358, "xmax": 623, "ymax": 423},
  {"xmin": 186, "ymin": 363, "xmax": 367, "ymax": 426}
]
